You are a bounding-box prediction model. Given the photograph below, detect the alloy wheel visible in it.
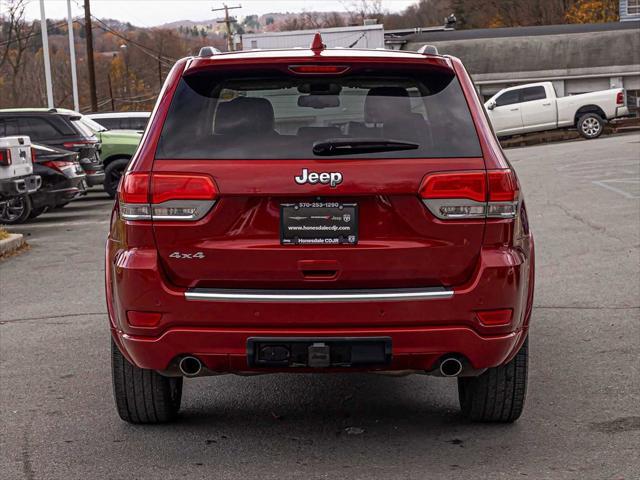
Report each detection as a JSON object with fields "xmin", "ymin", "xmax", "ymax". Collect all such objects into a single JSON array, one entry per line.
[
  {"xmin": 0, "ymin": 197, "xmax": 26, "ymax": 223},
  {"xmin": 581, "ymin": 117, "xmax": 601, "ymax": 138}
]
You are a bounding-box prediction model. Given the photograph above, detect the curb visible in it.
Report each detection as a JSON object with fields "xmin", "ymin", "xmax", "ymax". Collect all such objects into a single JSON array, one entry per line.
[
  {"xmin": 0, "ymin": 233, "xmax": 26, "ymax": 257},
  {"xmin": 501, "ymin": 124, "xmax": 640, "ymax": 149}
]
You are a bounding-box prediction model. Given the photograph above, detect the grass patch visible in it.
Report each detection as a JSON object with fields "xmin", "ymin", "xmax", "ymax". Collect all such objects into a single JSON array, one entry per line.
[{"xmin": 0, "ymin": 228, "xmax": 9, "ymax": 240}]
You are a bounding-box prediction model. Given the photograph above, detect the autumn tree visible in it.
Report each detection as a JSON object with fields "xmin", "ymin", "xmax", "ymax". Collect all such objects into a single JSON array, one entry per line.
[{"xmin": 565, "ymin": 0, "xmax": 618, "ymax": 22}]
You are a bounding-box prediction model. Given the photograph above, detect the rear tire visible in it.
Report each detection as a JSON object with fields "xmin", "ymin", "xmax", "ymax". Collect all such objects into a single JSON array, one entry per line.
[
  {"xmin": 577, "ymin": 113, "xmax": 604, "ymax": 139},
  {"xmin": 457, "ymin": 336, "xmax": 528, "ymax": 423},
  {"xmin": 0, "ymin": 195, "xmax": 32, "ymax": 224},
  {"xmin": 28, "ymin": 206, "xmax": 47, "ymax": 219},
  {"xmin": 111, "ymin": 338, "xmax": 183, "ymax": 424},
  {"xmin": 104, "ymin": 158, "xmax": 130, "ymax": 199}
]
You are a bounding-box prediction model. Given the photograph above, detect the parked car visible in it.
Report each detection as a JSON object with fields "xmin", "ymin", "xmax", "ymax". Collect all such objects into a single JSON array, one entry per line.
[
  {"xmin": 106, "ymin": 39, "xmax": 535, "ymax": 424},
  {"xmin": 0, "ymin": 136, "xmax": 42, "ymax": 224},
  {"xmin": 76, "ymin": 116, "xmax": 142, "ymax": 198},
  {"xmin": 0, "ymin": 108, "xmax": 105, "ymax": 186},
  {"xmin": 28, "ymin": 143, "xmax": 87, "ymax": 218},
  {"xmin": 485, "ymin": 82, "xmax": 629, "ymax": 139},
  {"xmin": 86, "ymin": 112, "xmax": 150, "ymax": 132}
]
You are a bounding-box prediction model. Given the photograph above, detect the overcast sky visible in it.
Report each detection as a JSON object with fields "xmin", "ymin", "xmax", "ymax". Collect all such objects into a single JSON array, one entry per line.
[{"xmin": 21, "ymin": 0, "xmax": 419, "ymax": 26}]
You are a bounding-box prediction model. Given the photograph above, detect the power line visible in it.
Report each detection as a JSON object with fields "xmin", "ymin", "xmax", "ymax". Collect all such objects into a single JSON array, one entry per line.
[{"xmin": 88, "ymin": 17, "xmax": 175, "ymax": 65}]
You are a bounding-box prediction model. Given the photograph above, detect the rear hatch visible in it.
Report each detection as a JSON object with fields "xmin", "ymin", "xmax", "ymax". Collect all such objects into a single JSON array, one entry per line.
[{"xmin": 146, "ymin": 59, "xmax": 487, "ymax": 289}]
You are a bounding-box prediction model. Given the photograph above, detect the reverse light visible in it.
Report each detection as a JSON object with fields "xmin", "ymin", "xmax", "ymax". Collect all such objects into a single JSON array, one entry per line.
[
  {"xmin": 0, "ymin": 148, "xmax": 11, "ymax": 166},
  {"xmin": 419, "ymin": 170, "xmax": 519, "ymax": 220},
  {"xmin": 119, "ymin": 172, "xmax": 218, "ymax": 221}
]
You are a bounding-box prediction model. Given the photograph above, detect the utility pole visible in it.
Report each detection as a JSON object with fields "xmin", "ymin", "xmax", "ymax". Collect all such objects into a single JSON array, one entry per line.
[
  {"xmin": 39, "ymin": 0, "xmax": 54, "ymax": 108},
  {"xmin": 107, "ymin": 74, "xmax": 115, "ymax": 111},
  {"xmin": 84, "ymin": 0, "xmax": 98, "ymax": 111},
  {"xmin": 212, "ymin": 4, "xmax": 241, "ymax": 52},
  {"xmin": 66, "ymin": 0, "xmax": 79, "ymax": 111}
]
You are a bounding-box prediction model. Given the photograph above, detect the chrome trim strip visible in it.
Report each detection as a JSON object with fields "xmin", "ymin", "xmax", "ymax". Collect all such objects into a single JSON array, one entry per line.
[{"xmin": 185, "ymin": 287, "xmax": 453, "ymax": 303}]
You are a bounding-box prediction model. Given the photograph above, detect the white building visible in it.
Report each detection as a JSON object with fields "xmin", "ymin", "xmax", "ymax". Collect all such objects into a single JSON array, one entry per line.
[{"xmin": 240, "ymin": 24, "xmax": 384, "ymax": 50}]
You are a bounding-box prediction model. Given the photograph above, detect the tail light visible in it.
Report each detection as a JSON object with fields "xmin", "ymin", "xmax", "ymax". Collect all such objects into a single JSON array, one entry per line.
[
  {"xmin": 419, "ymin": 169, "xmax": 519, "ymax": 220},
  {"xmin": 43, "ymin": 160, "xmax": 77, "ymax": 173},
  {"xmin": 288, "ymin": 65, "xmax": 350, "ymax": 75},
  {"xmin": 0, "ymin": 148, "xmax": 11, "ymax": 166},
  {"xmin": 119, "ymin": 172, "xmax": 218, "ymax": 221},
  {"xmin": 616, "ymin": 91, "xmax": 625, "ymax": 105},
  {"xmin": 63, "ymin": 139, "xmax": 97, "ymax": 149}
]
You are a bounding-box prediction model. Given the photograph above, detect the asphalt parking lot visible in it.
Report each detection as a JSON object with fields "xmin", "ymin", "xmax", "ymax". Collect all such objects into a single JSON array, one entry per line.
[{"xmin": 1, "ymin": 133, "xmax": 639, "ymax": 480}]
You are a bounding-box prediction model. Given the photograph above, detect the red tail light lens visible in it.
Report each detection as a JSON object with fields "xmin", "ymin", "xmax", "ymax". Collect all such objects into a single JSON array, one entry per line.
[
  {"xmin": 151, "ymin": 174, "xmax": 217, "ymax": 204},
  {"xmin": 42, "ymin": 160, "xmax": 77, "ymax": 173},
  {"xmin": 488, "ymin": 169, "xmax": 518, "ymax": 201},
  {"xmin": 63, "ymin": 139, "xmax": 97, "ymax": 149},
  {"xmin": 0, "ymin": 148, "xmax": 12, "ymax": 166},
  {"xmin": 288, "ymin": 65, "xmax": 350, "ymax": 75},
  {"xmin": 616, "ymin": 91, "xmax": 624, "ymax": 105},
  {"xmin": 30, "ymin": 147, "xmax": 36, "ymax": 163},
  {"xmin": 120, "ymin": 172, "xmax": 150, "ymax": 204},
  {"xmin": 119, "ymin": 172, "xmax": 217, "ymax": 222},
  {"xmin": 419, "ymin": 171, "xmax": 486, "ymax": 202}
]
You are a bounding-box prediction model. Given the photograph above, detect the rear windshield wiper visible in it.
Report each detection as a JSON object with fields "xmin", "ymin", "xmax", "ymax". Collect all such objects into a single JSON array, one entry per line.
[{"xmin": 312, "ymin": 138, "xmax": 419, "ymax": 156}]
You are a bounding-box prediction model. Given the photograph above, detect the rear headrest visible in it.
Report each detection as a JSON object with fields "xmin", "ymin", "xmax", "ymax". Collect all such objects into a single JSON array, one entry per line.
[
  {"xmin": 214, "ymin": 97, "xmax": 275, "ymax": 135},
  {"xmin": 364, "ymin": 87, "xmax": 411, "ymax": 124}
]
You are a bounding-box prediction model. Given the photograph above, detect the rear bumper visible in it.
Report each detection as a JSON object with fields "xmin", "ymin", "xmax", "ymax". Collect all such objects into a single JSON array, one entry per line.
[
  {"xmin": 113, "ymin": 325, "xmax": 527, "ymax": 373},
  {"xmin": 0, "ymin": 175, "xmax": 41, "ymax": 196},
  {"xmin": 615, "ymin": 106, "xmax": 630, "ymax": 118},
  {"xmin": 107, "ymin": 239, "xmax": 535, "ymax": 373},
  {"xmin": 84, "ymin": 170, "xmax": 105, "ymax": 186}
]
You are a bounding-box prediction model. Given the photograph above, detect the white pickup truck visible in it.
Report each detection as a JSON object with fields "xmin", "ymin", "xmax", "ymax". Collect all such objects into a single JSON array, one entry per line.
[
  {"xmin": 0, "ymin": 136, "xmax": 42, "ymax": 224},
  {"xmin": 485, "ymin": 82, "xmax": 629, "ymax": 139}
]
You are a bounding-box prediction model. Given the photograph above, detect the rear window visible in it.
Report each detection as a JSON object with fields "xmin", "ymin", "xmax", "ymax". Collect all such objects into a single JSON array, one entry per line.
[
  {"xmin": 94, "ymin": 118, "xmax": 120, "ymax": 130},
  {"xmin": 156, "ymin": 69, "xmax": 482, "ymax": 159},
  {"xmin": 71, "ymin": 117, "xmax": 100, "ymax": 138}
]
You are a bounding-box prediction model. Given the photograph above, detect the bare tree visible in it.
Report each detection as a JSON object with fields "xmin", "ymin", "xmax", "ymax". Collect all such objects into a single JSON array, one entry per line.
[
  {"xmin": 0, "ymin": 0, "xmax": 37, "ymax": 104},
  {"xmin": 344, "ymin": 0, "xmax": 384, "ymax": 25}
]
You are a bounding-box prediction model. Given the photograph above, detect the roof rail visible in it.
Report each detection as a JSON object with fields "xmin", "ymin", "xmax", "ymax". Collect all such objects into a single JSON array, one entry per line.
[
  {"xmin": 417, "ymin": 45, "xmax": 439, "ymax": 55},
  {"xmin": 198, "ymin": 46, "xmax": 222, "ymax": 57}
]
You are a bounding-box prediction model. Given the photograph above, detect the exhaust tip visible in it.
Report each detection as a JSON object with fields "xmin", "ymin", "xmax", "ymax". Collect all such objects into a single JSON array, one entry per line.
[
  {"xmin": 439, "ymin": 357, "xmax": 463, "ymax": 377},
  {"xmin": 179, "ymin": 356, "xmax": 202, "ymax": 377}
]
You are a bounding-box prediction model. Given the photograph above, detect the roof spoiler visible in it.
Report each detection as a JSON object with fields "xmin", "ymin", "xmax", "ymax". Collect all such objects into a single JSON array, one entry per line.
[
  {"xmin": 198, "ymin": 46, "xmax": 222, "ymax": 57},
  {"xmin": 417, "ymin": 45, "xmax": 439, "ymax": 55}
]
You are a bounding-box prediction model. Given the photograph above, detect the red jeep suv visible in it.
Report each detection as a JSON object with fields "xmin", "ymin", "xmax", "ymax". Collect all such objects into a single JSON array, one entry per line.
[{"xmin": 106, "ymin": 37, "xmax": 534, "ymax": 424}]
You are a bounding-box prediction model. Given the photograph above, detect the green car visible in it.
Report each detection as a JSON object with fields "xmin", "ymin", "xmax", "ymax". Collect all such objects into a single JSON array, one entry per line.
[{"xmin": 79, "ymin": 116, "xmax": 142, "ymax": 198}]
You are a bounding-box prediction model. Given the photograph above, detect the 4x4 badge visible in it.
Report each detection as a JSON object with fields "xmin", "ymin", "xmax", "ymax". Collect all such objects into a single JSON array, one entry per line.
[{"xmin": 295, "ymin": 168, "xmax": 343, "ymax": 188}]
